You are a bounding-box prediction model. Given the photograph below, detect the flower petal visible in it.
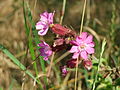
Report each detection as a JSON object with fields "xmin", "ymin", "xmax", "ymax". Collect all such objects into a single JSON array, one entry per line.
[
  {"xmin": 70, "ymin": 40, "xmax": 79, "ymax": 46},
  {"xmin": 39, "ymin": 48, "xmax": 46, "ymax": 56},
  {"xmin": 80, "ymin": 32, "xmax": 87, "ymax": 40},
  {"xmin": 40, "ymin": 11, "xmax": 54, "ymax": 24},
  {"xmin": 80, "ymin": 51, "xmax": 88, "ymax": 60},
  {"xmin": 72, "ymin": 52, "xmax": 79, "ymax": 59},
  {"xmin": 84, "ymin": 35, "xmax": 93, "ymax": 43},
  {"xmin": 87, "ymin": 42, "xmax": 95, "ymax": 47},
  {"xmin": 69, "ymin": 46, "xmax": 78, "ymax": 53},
  {"xmin": 43, "ymin": 57, "xmax": 49, "ymax": 61},
  {"xmin": 76, "ymin": 36, "xmax": 83, "ymax": 45},
  {"xmin": 48, "ymin": 12, "xmax": 54, "ymax": 24},
  {"xmin": 38, "ymin": 43, "xmax": 44, "ymax": 47},
  {"xmin": 40, "ymin": 11, "xmax": 48, "ymax": 22},
  {"xmin": 36, "ymin": 21, "xmax": 46, "ymax": 30},
  {"xmin": 86, "ymin": 47, "xmax": 95, "ymax": 54},
  {"xmin": 45, "ymin": 50, "xmax": 53, "ymax": 56},
  {"xmin": 38, "ymin": 41, "xmax": 49, "ymax": 47},
  {"xmin": 38, "ymin": 27, "xmax": 48, "ymax": 36}
]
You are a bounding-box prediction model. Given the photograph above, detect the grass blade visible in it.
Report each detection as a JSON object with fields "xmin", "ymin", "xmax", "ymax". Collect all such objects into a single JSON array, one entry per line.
[
  {"xmin": 23, "ymin": 0, "xmax": 29, "ymax": 36},
  {"xmin": 23, "ymin": 0, "xmax": 39, "ymax": 79},
  {"xmin": 26, "ymin": 2, "xmax": 47, "ymax": 86},
  {"xmin": 92, "ymin": 39, "xmax": 106, "ymax": 90},
  {"xmin": 0, "ymin": 44, "xmax": 43, "ymax": 89}
]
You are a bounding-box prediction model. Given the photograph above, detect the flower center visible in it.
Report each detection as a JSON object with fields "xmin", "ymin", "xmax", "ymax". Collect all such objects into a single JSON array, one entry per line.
[
  {"xmin": 78, "ymin": 44, "xmax": 86, "ymax": 51},
  {"xmin": 80, "ymin": 44, "xmax": 85, "ymax": 49}
]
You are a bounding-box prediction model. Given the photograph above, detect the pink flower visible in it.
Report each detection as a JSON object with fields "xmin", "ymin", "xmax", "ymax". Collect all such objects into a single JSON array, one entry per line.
[
  {"xmin": 69, "ymin": 32, "xmax": 95, "ymax": 60},
  {"xmin": 38, "ymin": 41, "xmax": 53, "ymax": 61},
  {"xmin": 36, "ymin": 11, "xmax": 54, "ymax": 36},
  {"xmin": 60, "ymin": 66, "xmax": 68, "ymax": 76},
  {"xmin": 83, "ymin": 59, "xmax": 92, "ymax": 70}
]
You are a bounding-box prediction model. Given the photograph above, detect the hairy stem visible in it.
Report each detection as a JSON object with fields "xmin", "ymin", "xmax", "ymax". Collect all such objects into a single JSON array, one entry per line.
[
  {"xmin": 74, "ymin": 57, "xmax": 79, "ymax": 90},
  {"xmin": 47, "ymin": 52, "xmax": 55, "ymax": 77},
  {"xmin": 60, "ymin": 0, "xmax": 66, "ymax": 25},
  {"xmin": 74, "ymin": 0, "xmax": 87, "ymax": 89},
  {"xmin": 80, "ymin": 0, "xmax": 87, "ymax": 34}
]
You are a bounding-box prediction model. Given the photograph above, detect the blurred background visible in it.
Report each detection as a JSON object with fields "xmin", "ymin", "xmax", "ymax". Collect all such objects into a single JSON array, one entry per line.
[{"xmin": 0, "ymin": 0, "xmax": 120, "ymax": 89}]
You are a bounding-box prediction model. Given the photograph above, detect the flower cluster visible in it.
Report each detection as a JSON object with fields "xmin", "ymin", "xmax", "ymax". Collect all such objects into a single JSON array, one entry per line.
[
  {"xmin": 36, "ymin": 11, "xmax": 95, "ymax": 76},
  {"xmin": 36, "ymin": 11, "xmax": 76, "ymax": 36},
  {"xmin": 60, "ymin": 58, "xmax": 93, "ymax": 76}
]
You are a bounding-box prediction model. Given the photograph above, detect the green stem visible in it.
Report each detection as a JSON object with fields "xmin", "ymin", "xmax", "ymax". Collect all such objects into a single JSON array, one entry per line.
[
  {"xmin": 92, "ymin": 39, "xmax": 106, "ymax": 90},
  {"xmin": 47, "ymin": 52, "xmax": 55, "ymax": 77},
  {"xmin": 74, "ymin": 57, "xmax": 79, "ymax": 90},
  {"xmin": 74, "ymin": 0, "xmax": 87, "ymax": 89},
  {"xmin": 60, "ymin": 0, "xmax": 66, "ymax": 25},
  {"xmin": 80, "ymin": 0, "xmax": 87, "ymax": 34}
]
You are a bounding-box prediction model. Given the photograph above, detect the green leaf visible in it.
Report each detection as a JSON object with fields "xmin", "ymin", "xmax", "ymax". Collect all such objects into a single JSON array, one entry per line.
[
  {"xmin": 0, "ymin": 87, "xmax": 3, "ymax": 90},
  {"xmin": 23, "ymin": 0, "xmax": 39, "ymax": 82},
  {"xmin": 25, "ymin": 2, "xmax": 47, "ymax": 85},
  {"xmin": 115, "ymin": 78, "xmax": 120, "ymax": 86},
  {"xmin": 0, "ymin": 44, "xmax": 43, "ymax": 89}
]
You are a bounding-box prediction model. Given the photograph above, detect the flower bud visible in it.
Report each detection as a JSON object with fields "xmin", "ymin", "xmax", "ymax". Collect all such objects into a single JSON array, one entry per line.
[
  {"xmin": 51, "ymin": 24, "xmax": 70, "ymax": 35},
  {"xmin": 83, "ymin": 59, "xmax": 92, "ymax": 70},
  {"xmin": 66, "ymin": 59, "xmax": 77, "ymax": 68}
]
